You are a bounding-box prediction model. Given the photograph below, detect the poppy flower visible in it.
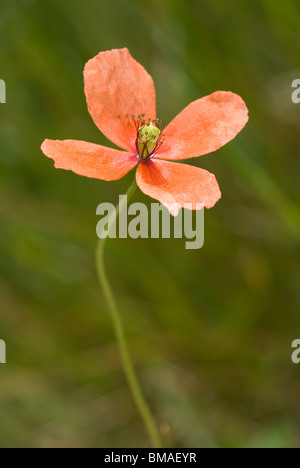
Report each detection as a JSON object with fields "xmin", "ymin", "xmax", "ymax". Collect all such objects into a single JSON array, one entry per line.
[{"xmin": 41, "ymin": 48, "xmax": 248, "ymax": 216}]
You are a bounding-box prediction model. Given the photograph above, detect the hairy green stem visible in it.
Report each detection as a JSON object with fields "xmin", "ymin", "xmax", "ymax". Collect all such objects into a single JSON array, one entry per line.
[{"xmin": 95, "ymin": 178, "xmax": 162, "ymax": 448}]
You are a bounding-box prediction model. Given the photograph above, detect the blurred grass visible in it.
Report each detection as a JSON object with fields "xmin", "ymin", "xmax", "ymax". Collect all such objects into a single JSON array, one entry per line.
[{"xmin": 0, "ymin": 0, "xmax": 300, "ymax": 448}]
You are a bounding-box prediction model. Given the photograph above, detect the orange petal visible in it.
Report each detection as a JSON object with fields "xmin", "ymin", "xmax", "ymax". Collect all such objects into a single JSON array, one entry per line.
[
  {"xmin": 41, "ymin": 139, "xmax": 138, "ymax": 181},
  {"xmin": 84, "ymin": 48, "xmax": 156, "ymax": 151},
  {"xmin": 136, "ymin": 159, "xmax": 221, "ymax": 216},
  {"xmin": 156, "ymin": 91, "xmax": 248, "ymax": 161}
]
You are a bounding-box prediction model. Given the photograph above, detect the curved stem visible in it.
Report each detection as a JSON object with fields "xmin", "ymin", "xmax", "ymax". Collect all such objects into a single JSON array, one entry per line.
[{"xmin": 96, "ymin": 178, "xmax": 162, "ymax": 448}]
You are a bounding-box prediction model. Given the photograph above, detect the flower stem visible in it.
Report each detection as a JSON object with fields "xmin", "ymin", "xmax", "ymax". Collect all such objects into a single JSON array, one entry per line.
[{"xmin": 95, "ymin": 178, "xmax": 162, "ymax": 448}]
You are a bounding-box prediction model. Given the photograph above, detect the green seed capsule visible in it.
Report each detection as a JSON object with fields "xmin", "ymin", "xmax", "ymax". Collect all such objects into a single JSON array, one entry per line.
[{"xmin": 138, "ymin": 123, "xmax": 161, "ymax": 160}]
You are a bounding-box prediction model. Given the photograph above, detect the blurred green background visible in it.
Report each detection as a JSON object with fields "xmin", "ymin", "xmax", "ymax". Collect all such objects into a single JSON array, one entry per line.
[{"xmin": 1, "ymin": 0, "xmax": 300, "ymax": 448}]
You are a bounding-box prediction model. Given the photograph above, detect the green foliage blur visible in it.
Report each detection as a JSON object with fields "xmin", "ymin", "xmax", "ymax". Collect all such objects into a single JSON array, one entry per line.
[{"xmin": 1, "ymin": 0, "xmax": 300, "ymax": 448}]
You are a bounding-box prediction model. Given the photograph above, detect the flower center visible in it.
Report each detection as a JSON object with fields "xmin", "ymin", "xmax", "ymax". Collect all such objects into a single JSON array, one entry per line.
[{"xmin": 131, "ymin": 115, "xmax": 164, "ymax": 160}]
